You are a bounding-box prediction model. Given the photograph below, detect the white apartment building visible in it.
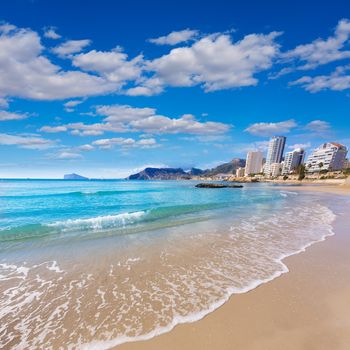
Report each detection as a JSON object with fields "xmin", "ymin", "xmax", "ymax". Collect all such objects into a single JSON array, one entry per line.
[
  {"xmin": 282, "ymin": 148, "xmax": 305, "ymax": 175},
  {"xmin": 236, "ymin": 167, "xmax": 245, "ymax": 177},
  {"xmin": 264, "ymin": 136, "xmax": 286, "ymax": 175},
  {"xmin": 244, "ymin": 151, "xmax": 263, "ymax": 176},
  {"xmin": 306, "ymin": 142, "xmax": 348, "ymax": 172},
  {"xmin": 270, "ymin": 162, "xmax": 283, "ymax": 177}
]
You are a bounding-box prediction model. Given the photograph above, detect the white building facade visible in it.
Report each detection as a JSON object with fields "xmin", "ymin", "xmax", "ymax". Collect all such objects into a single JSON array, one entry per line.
[
  {"xmin": 306, "ymin": 142, "xmax": 348, "ymax": 172},
  {"xmin": 236, "ymin": 167, "xmax": 245, "ymax": 177},
  {"xmin": 245, "ymin": 151, "xmax": 263, "ymax": 176},
  {"xmin": 270, "ymin": 163, "xmax": 283, "ymax": 177},
  {"xmin": 282, "ymin": 148, "xmax": 305, "ymax": 175},
  {"xmin": 264, "ymin": 136, "xmax": 286, "ymax": 175}
]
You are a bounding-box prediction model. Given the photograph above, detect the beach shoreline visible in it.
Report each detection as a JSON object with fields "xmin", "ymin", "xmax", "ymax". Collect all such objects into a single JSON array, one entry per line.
[{"xmin": 118, "ymin": 185, "xmax": 350, "ymax": 350}]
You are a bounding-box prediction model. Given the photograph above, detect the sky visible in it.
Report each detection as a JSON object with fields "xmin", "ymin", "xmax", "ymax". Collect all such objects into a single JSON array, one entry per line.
[{"xmin": 0, "ymin": 0, "xmax": 349, "ymax": 178}]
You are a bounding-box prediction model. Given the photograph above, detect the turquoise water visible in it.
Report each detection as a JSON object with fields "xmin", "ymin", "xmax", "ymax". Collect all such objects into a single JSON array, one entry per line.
[
  {"xmin": 0, "ymin": 179, "xmax": 283, "ymax": 247},
  {"xmin": 0, "ymin": 180, "xmax": 339, "ymax": 349}
]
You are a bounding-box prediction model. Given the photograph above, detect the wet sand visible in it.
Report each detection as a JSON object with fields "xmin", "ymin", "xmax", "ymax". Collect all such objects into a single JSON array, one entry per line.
[{"xmin": 118, "ymin": 185, "xmax": 350, "ymax": 350}]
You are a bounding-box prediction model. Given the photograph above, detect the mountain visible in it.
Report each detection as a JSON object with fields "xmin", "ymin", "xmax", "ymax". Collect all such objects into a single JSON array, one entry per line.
[
  {"xmin": 63, "ymin": 173, "xmax": 88, "ymax": 180},
  {"xmin": 203, "ymin": 158, "xmax": 246, "ymax": 176},
  {"xmin": 188, "ymin": 167, "xmax": 205, "ymax": 176},
  {"xmin": 128, "ymin": 167, "xmax": 190, "ymax": 180}
]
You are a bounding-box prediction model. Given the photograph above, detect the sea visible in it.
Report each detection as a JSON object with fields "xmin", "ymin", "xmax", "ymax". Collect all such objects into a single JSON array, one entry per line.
[{"xmin": 0, "ymin": 179, "xmax": 341, "ymax": 349}]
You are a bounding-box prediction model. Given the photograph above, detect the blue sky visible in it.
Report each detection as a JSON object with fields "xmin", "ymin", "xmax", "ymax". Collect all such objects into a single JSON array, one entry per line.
[{"xmin": 0, "ymin": 0, "xmax": 349, "ymax": 178}]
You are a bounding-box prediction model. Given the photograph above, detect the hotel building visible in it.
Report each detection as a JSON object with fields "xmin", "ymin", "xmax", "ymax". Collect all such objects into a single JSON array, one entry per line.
[
  {"xmin": 264, "ymin": 136, "xmax": 286, "ymax": 175},
  {"xmin": 282, "ymin": 148, "xmax": 305, "ymax": 175},
  {"xmin": 305, "ymin": 142, "xmax": 348, "ymax": 172},
  {"xmin": 244, "ymin": 151, "xmax": 263, "ymax": 176},
  {"xmin": 236, "ymin": 167, "xmax": 245, "ymax": 177}
]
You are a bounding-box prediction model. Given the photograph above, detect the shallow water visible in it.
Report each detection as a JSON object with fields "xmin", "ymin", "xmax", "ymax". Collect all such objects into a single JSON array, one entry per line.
[{"xmin": 0, "ymin": 180, "xmax": 340, "ymax": 349}]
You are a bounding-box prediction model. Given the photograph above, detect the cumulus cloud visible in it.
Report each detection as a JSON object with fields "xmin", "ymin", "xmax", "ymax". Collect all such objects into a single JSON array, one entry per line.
[
  {"xmin": 305, "ymin": 120, "xmax": 331, "ymax": 132},
  {"xmin": 283, "ymin": 19, "xmax": 350, "ymax": 70},
  {"xmin": 96, "ymin": 105, "xmax": 230, "ymax": 134},
  {"xmin": 245, "ymin": 119, "xmax": 297, "ymax": 137},
  {"xmin": 290, "ymin": 66, "xmax": 350, "ymax": 92},
  {"xmin": 288, "ymin": 142, "xmax": 311, "ymax": 150},
  {"xmin": 43, "ymin": 27, "xmax": 61, "ymax": 39},
  {"xmin": 57, "ymin": 151, "xmax": 82, "ymax": 159},
  {"xmin": 40, "ymin": 125, "xmax": 68, "ymax": 133},
  {"xmin": 0, "ymin": 26, "xmax": 117, "ymax": 100},
  {"xmin": 141, "ymin": 31, "xmax": 281, "ymax": 93},
  {"xmin": 148, "ymin": 29, "xmax": 199, "ymax": 45},
  {"xmin": 92, "ymin": 137, "xmax": 158, "ymax": 149},
  {"xmin": 40, "ymin": 104, "xmax": 230, "ymax": 136},
  {"xmin": 0, "ymin": 22, "xmax": 284, "ymax": 100},
  {"xmin": 0, "ymin": 110, "xmax": 29, "ymax": 121},
  {"xmin": 72, "ymin": 48, "xmax": 144, "ymax": 87},
  {"xmin": 77, "ymin": 144, "xmax": 94, "ymax": 151},
  {"xmin": 52, "ymin": 39, "xmax": 91, "ymax": 57},
  {"xmin": 0, "ymin": 133, "xmax": 55, "ymax": 149},
  {"xmin": 64, "ymin": 99, "xmax": 83, "ymax": 112}
]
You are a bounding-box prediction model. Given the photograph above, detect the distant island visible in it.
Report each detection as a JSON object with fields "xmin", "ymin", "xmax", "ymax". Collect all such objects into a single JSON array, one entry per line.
[
  {"xmin": 63, "ymin": 173, "xmax": 88, "ymax": 180},
  {"xmin": 127, "ymin": 158, "xmax": 246, "ymax": 180}
]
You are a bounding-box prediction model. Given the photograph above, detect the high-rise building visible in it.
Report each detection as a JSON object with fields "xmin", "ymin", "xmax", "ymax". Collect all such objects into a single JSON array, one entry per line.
[
  {"xmin": 282, "ymin": 148, "xmax": 305, "ymax": 175},
  {"xmin": 306, "ymin": 142, "xmax": 348, "ymax": 172},
  {"xmin": 236, "ymin": 167, "xmax": 245, "ymax": 177},
  {"xmin": 244, "ymin": 151, "xmax": 263, "ymax": 176},
  {"xmin": 264, "ymin": 136, "xmax": 286, "ymax": 175}
]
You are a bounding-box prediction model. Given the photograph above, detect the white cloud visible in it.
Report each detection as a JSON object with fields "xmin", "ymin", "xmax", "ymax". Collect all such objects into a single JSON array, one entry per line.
[
  {"xmin": 283, "ymin": 19, "xmax": 350, "ymax": 69},
  {"xmin": 0, "ymin": 110, "xmax": 29, "ymax": 121},
  {"xmin": 52, "ymin": 39, "xmax": 91, "ymax": 57},
  {"xmin": 96, "ymin": 105, "xmax": 156, "ymax": 123},
  {"xmin": 142, "ymin": 31, "xmax": 281, "ymax": 93},
  {"xmin": 72, "ymin": 48, "xmax": 143, "ymax": 87},
  {"xmin": 0, "ymin": 23, "xmax": 16, "ymax": 33},
  {"xmin": 43, "ymin": 27, "xmax": 61, "ymax": 40},
  {"xmin": 40, "ymin": 104, "xmax": 230, "ymax": 137},
  {"xmin": 288, "ymin": 142, "xmax": 311, "ymax": 150},
  {"xmin": 0, "ymin": 26, "xmax": 117, "ymax": 100},
  {"xmin": 148, "ymin": 29, "xmax": 199, "ymax": 45},
  {"xmin": 0, "ymin": 133, "xmax": 55, "ymax": 149},
  {"xmin": 92, "ymin": 137, "xmax": 158, "ymax": 149},
  {"xmin": 305, "ymin": 120, "xmax": 331, "ymax": 132},
  {"xmin": 77, "ymin": 144, "xmax": 94, "ymax": 151},
  {"xmin": 290, "ymin": 67, "xmax": 350, "ymax": 92},
  {"xmin": 40, "ymin": 125, "xmax": 68, "ymax": 133},
  {"xmin": 96, "ymin": 105, "xmax": 230, "ymax": 134},
  {"xmin": 57, "ymin": 151, "xmax": 82, "ymax": 159},
  {"xmin": 68, "ymin": 122, "xmax": 127, "ymax": 136},
  {"xmin": 245, "ymin": 119, "xmax": 297, "ymax": 137},
  {"xmin": 64, "ymin": 99, "xmax": 83, "ymax": 112}
]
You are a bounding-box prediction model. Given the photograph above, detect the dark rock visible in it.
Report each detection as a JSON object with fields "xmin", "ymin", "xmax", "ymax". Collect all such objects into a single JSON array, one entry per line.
[{"xmin": 195, "ymin": 183, "xmax": 243, "ymax": 188}]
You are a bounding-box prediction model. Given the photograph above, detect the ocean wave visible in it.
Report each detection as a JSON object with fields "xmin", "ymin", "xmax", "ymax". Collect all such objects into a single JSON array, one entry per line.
[{"xmin": 47, "ymin": 211, "xmax": 147, "ymax": 231}]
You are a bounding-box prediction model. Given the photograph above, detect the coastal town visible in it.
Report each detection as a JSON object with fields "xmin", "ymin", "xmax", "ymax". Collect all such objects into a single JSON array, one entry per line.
[
  {"xmin": 126, "ymin": 137, "xmax": 349, "ymax": 183},
  {"xmin": 212, "ymin": 137, "xmax": 349, "ymax": 183}
]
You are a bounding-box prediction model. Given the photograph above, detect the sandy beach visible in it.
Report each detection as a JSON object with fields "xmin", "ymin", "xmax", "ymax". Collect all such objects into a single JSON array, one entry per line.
[{"xmin": 118, "ymin": 184, "xmax": 350, "ymax": 350}]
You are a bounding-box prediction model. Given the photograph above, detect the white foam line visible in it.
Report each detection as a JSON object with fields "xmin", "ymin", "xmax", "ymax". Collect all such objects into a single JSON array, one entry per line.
[{"xmin": 80, "ymin": 209, "xmax": 336, "ymax": 350}]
